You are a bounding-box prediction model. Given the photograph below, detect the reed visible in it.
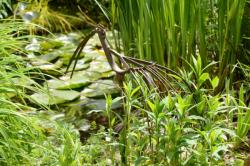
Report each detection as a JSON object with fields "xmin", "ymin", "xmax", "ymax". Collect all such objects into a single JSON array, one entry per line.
[{"xmin": 111, "ymin": 0, "xmax": 247, "ymax": 89}]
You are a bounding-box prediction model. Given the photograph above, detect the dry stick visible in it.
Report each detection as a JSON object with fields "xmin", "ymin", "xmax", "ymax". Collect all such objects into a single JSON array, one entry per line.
[
  {"xmin": 139, "ymin": 66, "xmax": 167, "ymax": 94},
  {"xmin": 112, "ymin": 49, "xmax": 172, "ymax": 95},
  {"xmin": 148, "ymin": 66, "xmax": 176, "ymax": 92},
  {"xmin": 136, "ymin": 69, "xmax": 158, "ymax": 92},
  {"xmin": 129, "ymin": 69, "xmax": 154, "ymax": 154},
  {"xmin": 96, "ymin": 26, "xmax": 129, "ymax": 75},
  {"xmin": 111, "ymin": 49, "xmax": 185, "ymax": 86},
  {"xmin": 65, "ymin": 29, "xmax": 96, "ymax": 77},
  {"xmin": 110, "ymin": 49, "xmax": 196, "ymax": 102},
  {"xmin": 95, "ymin": 26, "xmax": 131, "ymax": 165},
  {"xmin": 145, "ymin": 66, "xmax": 172, "ymax": 94},
  {"xmin": 125, "ymin": 57, "xmax": 169, "ymax": 94},
  {"xmin": 124, "ymin": 56, "xmax": 194, "ymax": 93}
]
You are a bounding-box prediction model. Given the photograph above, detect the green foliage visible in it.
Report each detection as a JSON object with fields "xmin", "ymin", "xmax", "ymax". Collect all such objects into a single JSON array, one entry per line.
[
  {"xmin": 0, "ymin": 1, "xmax": 248, "ymax": 165},
  {"xmin": 0, "ymin": 0, "xmax": 11, "ymax": 18},
  {"xmin": 105, "ymin": 79, "xmax": 248, "ymax": 165},
  {"xmin": 111, "ymin": 82, "xmax": 232, "ymax": 165},
  {"xmin": 14, "ymin": 0, "xmax": 82, "ymax": 32},
  {"xmin": 110, "ymin": 0, "xmax": 247, "ymax": 90},
  {"xmin": 85, "ymin": 56, "xmax": 249, "ymax": 165},
  {"xmin": 235, "ymin": 85, "xmax": 250, "ymax": 144},
  {"xmin": 0, "ymin": 20, "xmax": 84, "ymax": 165}
]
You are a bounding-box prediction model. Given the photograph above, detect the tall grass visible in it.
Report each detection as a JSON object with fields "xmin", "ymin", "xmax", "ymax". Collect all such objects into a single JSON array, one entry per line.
[
  {"xmin": 111, "ymin": 0, "xmax": 247, "ymax": 89},
  {"xmin": 0, "ymin": 20, "xmax": 84, "ymax": 165},
  {"xmin": 14, "ymin": 0, "xmax": 82, "ymax": 33},
  {"xmin": 0, "ymin": 0, "xmax": 12, "ymax": 18}
]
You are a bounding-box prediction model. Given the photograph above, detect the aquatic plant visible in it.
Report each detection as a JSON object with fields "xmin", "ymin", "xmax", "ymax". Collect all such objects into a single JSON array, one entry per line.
[{"xmin": 109, "ymin": 0, "xmax": 247, "ymax": 91}]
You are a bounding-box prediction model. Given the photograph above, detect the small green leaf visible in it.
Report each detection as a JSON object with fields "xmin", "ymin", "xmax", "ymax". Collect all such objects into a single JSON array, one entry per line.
[
  {"xmin": 211, "ymin": 76, "xmax": 219, "ymax": 89},
  {"xmin": 197, "ymin": 100, "xmax": 205, "ymax": 114},
  {"xmin": 239, "ymin": 85, "xmax": 244, "ymax": 106},
  {"xmin": 164, "ymin": 94, "xmax": 174, "ymax": 111},
  {"xmin": 197, "ymin": 54, "xmax": 202, "ymax": 76},
  {"xmin": 112, "ymin": 96, "xmax": 124, "ymax": 105},
  {"xmin": 147, "ymin": 100, "xmax": 155, "ymax": 112},
  {"xmin": 188, "ymin": 115, "xmax": 206, "ymax": 121},
  {"xmin": 198, "ymin": 73, "xmax": 209, "ymax": 86},
  {"xmin": 131, "ymin": 86, "xmax": 140, "ymax": 97},
  {"xmin": 111, "ymin": 117, "xmax": 116, "ymax": 126}
]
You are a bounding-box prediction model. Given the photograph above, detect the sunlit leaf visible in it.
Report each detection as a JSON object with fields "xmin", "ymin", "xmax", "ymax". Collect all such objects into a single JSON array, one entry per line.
[{"xmin": 211, "ymin": 76, "xmax": 219, "ymax": 89}]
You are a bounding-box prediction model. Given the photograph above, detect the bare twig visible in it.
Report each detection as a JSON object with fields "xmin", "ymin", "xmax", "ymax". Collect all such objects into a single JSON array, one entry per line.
[{"xmin": 66, "ymin": 25, "xmax": 193, "ymax": 95}]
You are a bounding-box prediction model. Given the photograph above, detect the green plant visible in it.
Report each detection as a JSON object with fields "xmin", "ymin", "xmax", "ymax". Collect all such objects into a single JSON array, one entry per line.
[
  {"xmin": 233, "ymin": 85, "xmax": 250, "ymax": 146},
  {"xmin": 104, "ymin": 94, "xmax": 121, "ymax": 165},
  {"xmin": 14, "ymin": 0, "xmax": 81, "ymax": 32},
  {"xmin": 95, "ymin": 53, "xmax": 250, "ymax": 165},
  {"xmin": 0, "ymin": 20, "xmax": 84, "ymax": 165},
  {"xmin": 108, "ymin": 0, "xmax": 247, "ymax": 92},
  {"xmin": 120, "ymin": 82, "xmax": 246, "ymax": 165},
  {"xmin": 0, "ymin": 0, "xmax": 12, "ymax": 18}
]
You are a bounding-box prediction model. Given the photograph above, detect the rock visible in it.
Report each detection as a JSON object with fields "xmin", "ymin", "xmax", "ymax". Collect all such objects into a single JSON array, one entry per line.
[
  {"xmin": 87, "ymin": 61, "xmax": 112, "ymax": 73},
  {"xmin": 62, "ymin": 59, "xmax": 90, "ymax": 73},
  {"xmin": 81, "ymin": 80, "xmax": 119, "ymax": 98},
  {"xmin": 39, "ymin": 51, "xmax": 61, "ymax": 62},
  {"xmin": 47, "ymin": 71, "xmax": 102, "ymax": 90},
  {"xmin": 25, "ymin": 38, "xmax": 40, "ymax": 52},
  {"xmin": 40, "ymin": 40, "xmax": 64, "ymax": 51},
  {"xmin": 21, "ymin": 11, "xmax": 40, "ymax": 23},
  {"xmin": 31, "ymin": 89, "xmax": 80, "ymax": 105}
]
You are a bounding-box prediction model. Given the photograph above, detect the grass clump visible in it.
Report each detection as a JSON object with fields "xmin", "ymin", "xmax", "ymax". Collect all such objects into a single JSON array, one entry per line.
[
  {"xmin": 109, "ymin": 0, "xmax": 247, "ymax": 90},
  {"xmin": 0, "ymin": 20, "xmax": 84, "ymax": 165}
]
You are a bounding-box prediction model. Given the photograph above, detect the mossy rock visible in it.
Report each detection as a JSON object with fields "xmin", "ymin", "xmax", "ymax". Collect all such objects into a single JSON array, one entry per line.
[
  {"xmin": 39, "ymin": 51, "xmax": 62, "ymax": 62},
  {"xmin": 40, "ymin": 40, "xmax": 64, "ymax": 51},
  {"xmin": 47, "ymin": 71, "xmax": 102, "ymax": 90},
  {"xmin": 38, "ymin": 59, "xmax": 64, "ymax": 76},
  {"xmin": 87, "ymin": 61, "xmax": 112, "ymax": 73},
  {"xmin": 81, "ymin": 79, "xmax": 119, "ymax": 98},
  {"xmin": 31, "ymin": 89, "xmax": 80, "ymax": 105}
]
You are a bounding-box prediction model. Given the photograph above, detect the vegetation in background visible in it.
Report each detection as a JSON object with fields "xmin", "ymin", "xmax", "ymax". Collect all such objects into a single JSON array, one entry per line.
[
  {"xmin": 13, "ymin": 0, "xmax": 83, "ymax": 32},
  {"xmin": 0, "ymin": 0, "xmax": 249, "ymax": 165},
  {"xmin": 9, "ymin": 0, "xmax": 109, "ymax": 33},
  {"xmin": 110, "ymin": 0, "xmax": 247, "ymax": 90}
]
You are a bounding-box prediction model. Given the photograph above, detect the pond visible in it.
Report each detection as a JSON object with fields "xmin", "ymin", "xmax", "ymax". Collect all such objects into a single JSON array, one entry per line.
[{"xmin": 25, "ymin": 30, "xmax": 122, "ymax": 140}]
